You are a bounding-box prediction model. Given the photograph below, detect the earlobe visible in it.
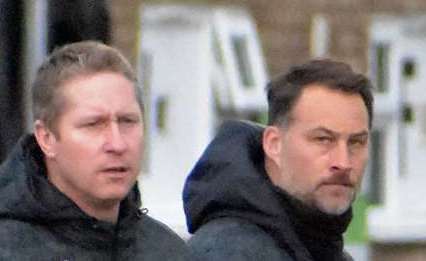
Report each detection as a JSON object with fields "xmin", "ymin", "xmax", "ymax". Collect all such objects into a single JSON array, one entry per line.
[
  {"xmin": 262, "ymin": 126, "xmax": 283, "ymax": 168},
  {"xmin": 34, "ymin": 120, "xmax": 57, "ymax": 158}
]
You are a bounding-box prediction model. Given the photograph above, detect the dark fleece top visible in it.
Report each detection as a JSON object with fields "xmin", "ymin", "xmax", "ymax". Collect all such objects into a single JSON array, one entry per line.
[
  {"xmin": 183, "ymin": 120, "xmax": 353, "ymax": 261},
  {"xmin": 0, "ymin": 134, "xmax": 191, "ymax": 260}
]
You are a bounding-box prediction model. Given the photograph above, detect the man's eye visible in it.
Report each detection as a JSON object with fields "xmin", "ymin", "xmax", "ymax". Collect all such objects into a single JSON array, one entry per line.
[
  {"xmin": 82, "ymin": 120, "xmax": 105, "ymax": 128},
  {"xmin": 349, "ymin": 138, "xmax": 367, "ymax": 147},
  {"xmin": 119, "ymin": 117, "xmax": 139, "ymax": 125},
  {"xmin": 85, "ymin": 121, "xmax": 100, "ymax": 127},
  {"xmin": 315, "ymin": 136, "xmax": 332, "ymax": 144}
]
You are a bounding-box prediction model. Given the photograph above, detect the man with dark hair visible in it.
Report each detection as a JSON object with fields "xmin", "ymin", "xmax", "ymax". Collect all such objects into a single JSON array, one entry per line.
[
  {"xmin": 184, "ymin": 59, "xmax": 373, "ymax": 260},
  {"xmin": 0, "ymin": 41, "xmax": 190, "ymax": 260}
]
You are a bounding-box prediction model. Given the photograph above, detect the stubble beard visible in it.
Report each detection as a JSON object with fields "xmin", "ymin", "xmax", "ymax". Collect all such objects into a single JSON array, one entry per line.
[{"xmin": 311, "ymin": 187, "xmax": 356, "ymax": 215}]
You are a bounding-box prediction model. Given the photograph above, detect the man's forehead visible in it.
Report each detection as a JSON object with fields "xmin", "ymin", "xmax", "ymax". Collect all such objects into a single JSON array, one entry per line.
[
  {"xmin": 56, "ymin": 72, "xmax": 141, "ymax": 118},
  {"xmin": 282, "ymin": 92, "xmax": 369, "ymax": 138},
  {"xmin": 290, "ymin": 86, "xmax": 368, "ymax": 119}
]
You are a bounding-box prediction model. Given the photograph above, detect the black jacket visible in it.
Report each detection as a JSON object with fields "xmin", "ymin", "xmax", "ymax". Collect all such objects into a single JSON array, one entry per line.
[
  {"xmin": 183, "ymin": 121, "xmax": 353, "ymax": 261},
  {"xmin": 0, "ymin": 135, "xmax": 190, "ymax": 260}
]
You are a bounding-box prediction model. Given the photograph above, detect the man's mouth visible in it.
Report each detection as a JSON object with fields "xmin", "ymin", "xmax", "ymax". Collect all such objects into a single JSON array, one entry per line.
[
  {"xmin": 322, "ymin": 174, "xmax": 353, "ymax": 188},
  {"xmin": 101, "ymin": 166, "xmax": 130, "ymax": 175},
  {"xmin": 106, "ymin": 167, "xmax": 128, "ymax": 172},
  {"xmin": 318, "ymin": 179, "xmax": 355, "ymax": 195}
]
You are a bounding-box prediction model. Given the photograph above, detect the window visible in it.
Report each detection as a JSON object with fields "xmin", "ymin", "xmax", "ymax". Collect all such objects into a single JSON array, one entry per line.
[
  {"xmin": 401, "ymin": 57, "xmax": 416, "ymax": 80},
  {"xmin": 231, "ymin": 34, "xmax": 254, "ymax": 88},
  {"xmin": 155, "ymin": 97, "xmax": 168, "ymax": 132},
  {"xmin": 372, "ymin": 43, "xmax": 390, "ymax": 93}
]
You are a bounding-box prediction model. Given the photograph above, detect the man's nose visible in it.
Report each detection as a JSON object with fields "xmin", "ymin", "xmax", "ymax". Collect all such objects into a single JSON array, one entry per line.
[
  {"xmin": 103, "ymin": 122, "xmax": 128, "ymax": 154},
  {"xmin": 330, "ymin": 142, "xmax": 352, "ymax": 172}
]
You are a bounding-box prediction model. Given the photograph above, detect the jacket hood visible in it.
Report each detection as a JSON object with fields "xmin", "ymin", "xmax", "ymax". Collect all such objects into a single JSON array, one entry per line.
[
  {"xmin": 0, "ymin": 134, "xmax": 141, "ymax": 224},
  {"xmin": 183, "ymin": 120, "xmax": 352, "ymax": 260},
  {"xmin": 183, "ymin": 120, "xmax": 275, "ymax": 233}
]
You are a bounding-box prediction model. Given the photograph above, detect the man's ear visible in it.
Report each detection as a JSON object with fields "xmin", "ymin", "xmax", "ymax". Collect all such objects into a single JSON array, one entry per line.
[
  {"xmin": 34, "ymin": 120, "xmax": 57, "ymax": 159},
  {"xmin": 262, "ymin": 126, "xmax": 283, "ymax": 168}
]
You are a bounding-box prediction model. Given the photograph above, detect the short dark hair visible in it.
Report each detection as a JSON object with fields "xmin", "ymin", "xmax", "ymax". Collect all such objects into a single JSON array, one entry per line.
[
  {"xmin": 32, "ymin": 41, "xmax": 143, "ymax": 131},
  {"xmin": 266, "ymin": 59, "xmax": 374, "ymax": 128}
]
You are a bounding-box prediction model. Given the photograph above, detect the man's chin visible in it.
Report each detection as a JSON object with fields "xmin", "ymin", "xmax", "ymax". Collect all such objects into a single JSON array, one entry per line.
[
  {"xmin": 96, "ymin": 188, "xmax": 132, "ymax": 204},
  {"xmin": 320, "ymin": 204, "xmax": 350, "ymax": 215},
  {"xmin": 314, "ymin": 197, "xmax": 353, "ymax": 215},
  {"xmin": 313, "ymin": 187, "xmax": 356, "ymax": 215}
]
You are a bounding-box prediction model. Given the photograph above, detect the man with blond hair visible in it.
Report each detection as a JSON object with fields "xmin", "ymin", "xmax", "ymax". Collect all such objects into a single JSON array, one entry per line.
[{"xmin": 0, "ymin": 41, "xmax": 190, "ymax": 260}]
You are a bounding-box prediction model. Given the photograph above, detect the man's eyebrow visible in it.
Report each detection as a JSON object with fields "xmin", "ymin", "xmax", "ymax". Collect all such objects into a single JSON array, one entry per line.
[
  {"xmin": 308, "ymin": 127, "xmax": 336, "ymax": 136},
  {"xmin": 308, "ymin": 127, "xmax": 369, "ymax": 137},
  {"xmin": 350, "ymin": 130, "xmax": 369, "ymax": 138}
]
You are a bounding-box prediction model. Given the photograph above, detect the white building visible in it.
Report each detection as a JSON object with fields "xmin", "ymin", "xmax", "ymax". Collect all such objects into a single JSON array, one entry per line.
[
  {"xmin": 368, "ymin": 15, "xmax": 426, "ymax": 242},
  {"xmin": 138, "ymin": 4, "xmax": 268, "ymax": 235}
]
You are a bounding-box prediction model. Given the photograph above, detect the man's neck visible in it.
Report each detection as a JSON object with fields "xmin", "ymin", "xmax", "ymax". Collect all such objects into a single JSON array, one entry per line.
[{"xmin": 74, "ymin": 198, "xmax": 121, "ymax": 224}]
